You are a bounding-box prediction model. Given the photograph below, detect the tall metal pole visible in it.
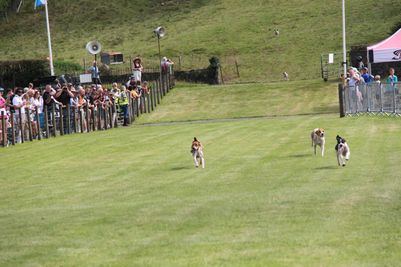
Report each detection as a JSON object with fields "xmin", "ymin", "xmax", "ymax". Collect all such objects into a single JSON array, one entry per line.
[
  {"xmin": 157, "ymin": 35, "xmax": 162, "ymax": 88},
  {"xmin": 342, "ymin": 0, "xmax": 347, "ymax": 80},
  {"xmin": 44, "ymin": 1, "xmax": 55, "ymax": 76}
]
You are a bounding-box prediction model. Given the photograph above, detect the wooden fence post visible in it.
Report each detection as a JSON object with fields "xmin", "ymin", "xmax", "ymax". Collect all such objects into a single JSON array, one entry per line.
[
  {"xmin": 44, "ymin": 106, "xmax": 49, "ymax": 138},
  {"xmin": 10, "ymin": 112, "xmax": 15, "ymax": 145},
  {"xmin": 26, "ymin": 108, "xmax": 33, "ymax": 142},
  {"xmin": 104, "ymin": 105, "xmax": 108, "ymax": 130},
  {"xmin": 59, "ymin": 106, "xmax": 64, "ymax": 136},
  {"xmin": 35, "ymin": 107, "xmax": 41, "ymax": 141},
  {"xmin": 18, "ymin": 108, "xmax": 24, "ymax": 143},
  {"xmin": 338, "ymin": 83, "xmax": 345, "ymax": 117},
  {"xmin": 91, "ymin": 107, "xmax": 96, "ymax": 132},
  {"xmin": 1, "ymin": 111, "xmax": 5, "ymax": 147},
  {"xmin": 79, "ymin": 106, "xmax": 84, "ymax": 133},
  {"xmin": 51, "ymin": 104, "xmax": 57, "ymax": 137}
]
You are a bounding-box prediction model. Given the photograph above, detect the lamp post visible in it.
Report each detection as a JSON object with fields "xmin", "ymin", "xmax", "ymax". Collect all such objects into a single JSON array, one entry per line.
[{"xmin": 154, "ymin": 26, "xmax": 165, "ymax": 88}]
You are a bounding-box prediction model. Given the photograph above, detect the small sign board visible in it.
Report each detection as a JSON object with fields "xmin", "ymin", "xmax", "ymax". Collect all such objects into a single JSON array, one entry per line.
[
  {"xmin": 328, "ymin": 53, "xmax": 334, "ymax": 64},
  {"xmin": 79, "ymin": 73, "xmax": 92, "ymax": 84}
]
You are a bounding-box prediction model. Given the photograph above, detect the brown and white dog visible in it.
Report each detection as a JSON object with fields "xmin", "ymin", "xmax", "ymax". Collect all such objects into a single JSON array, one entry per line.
[
  {"xmin": 335, "ymin": 135, "xmax": 350, "ymax": 166},
  {"xmin": 311, "ymin": 128, "xmax": 325, "ymax": 157},
  {"xmin": 191, "ymin": 137, "xmax": 205, "ymax": 168}
]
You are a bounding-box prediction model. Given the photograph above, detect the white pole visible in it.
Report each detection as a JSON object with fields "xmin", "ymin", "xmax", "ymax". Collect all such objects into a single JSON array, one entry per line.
[
  {"xmin": 342, "ymin": 0, "xmax": 347, "ymax": 79},
  {"xmin": 44, "ymin": 1, "xmax": 55, "ymax": 76}
]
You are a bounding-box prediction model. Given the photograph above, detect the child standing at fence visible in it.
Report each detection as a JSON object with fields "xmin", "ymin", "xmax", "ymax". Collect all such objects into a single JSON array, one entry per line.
[{"xmin": 386, "ymin": 67, "xmax": 398, "ymax": 93}]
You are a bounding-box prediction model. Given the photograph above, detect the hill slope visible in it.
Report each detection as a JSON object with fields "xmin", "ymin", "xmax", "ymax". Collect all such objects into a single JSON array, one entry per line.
[{"xmin": 0, "ymin": 0, "xmax": 400, "ymax": 81}]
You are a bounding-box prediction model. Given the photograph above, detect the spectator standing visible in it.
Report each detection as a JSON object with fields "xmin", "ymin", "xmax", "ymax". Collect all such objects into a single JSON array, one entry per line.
[
  {"xmin": 32, "ymin": 90, "xmax": 44, "ymax": 132},
  {"xmin": 132, "ymin": 57, "xmax": 143, "ymax": 84},
  {"xmin": 117, "ymin": 86, "xmax": 129, "ymax": 126},
  {"xmin": 386, "ymin": 67, "xmax": 398, "ymax": 92},
  {"xmin": 0, "ymin": 87, "xmax": 6, "ymax": 117},
  {"xmin": 42, "ymin": 84, "xmax": 59, "ymax": 129},
  {"xmin": 347, "ymin": 67, "xmax": 362, "ymax": 106},
  {"xmin": 12, "ymin": 88, "xmax": 27, "ymax": 143},
  {"xmin": 55, "ymin": 84, "xmax": 74, "ymax": 134},
  {"xmin": 126, "ymin": 76, "xmax": 137, "ymax": 89},
  {"xmin": 88, "ymin": 61, "xmax": 101, "ymax": 84},
  {"xmin": 161, "ymin": 57, "xmax": 174, "ymax": 74},
  {"xmin": 361, "ymin": 67, "xmax": 374, "ymax": 84},
  {"xmin": 0, "ymin": 88, "xmax": 7, "ymax": 145}
]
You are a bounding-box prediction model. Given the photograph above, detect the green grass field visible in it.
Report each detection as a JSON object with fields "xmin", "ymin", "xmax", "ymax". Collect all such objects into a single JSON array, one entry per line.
[{"xmin": 1, "ymin": 81, "xmax": 401, "ymax": 266}]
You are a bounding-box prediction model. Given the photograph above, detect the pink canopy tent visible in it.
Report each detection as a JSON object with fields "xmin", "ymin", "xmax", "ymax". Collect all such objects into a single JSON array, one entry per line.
[{"xmin": 367, "ymin": 28, "xmax": 401, "ymax": 64}]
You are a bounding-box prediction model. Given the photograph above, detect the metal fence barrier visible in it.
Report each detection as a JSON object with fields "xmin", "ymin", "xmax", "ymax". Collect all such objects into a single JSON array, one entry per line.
[
  {"xmin": 341, "ymin": 82, "xmax": 401, "ymax": 117},
  {"xmin": 0, "ymin": 73, "xmax": 173, "ymax": 147}
]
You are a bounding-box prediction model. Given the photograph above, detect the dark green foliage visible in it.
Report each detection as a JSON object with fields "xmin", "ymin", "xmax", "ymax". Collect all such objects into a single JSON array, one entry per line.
[
  {"xmin": 207, "ymin": 56, "xmax": 220, "ymax": 84},
  {"xmin": 389, "ymin": 21, "xmax": 401, "ymax": 35},
  {"xmin": 0, "ymin": 59, "xmax": 50, "ymax": 88},
  {"xmin": 174, "ymin": 56, "xmax": 220, "ymax": 84}
]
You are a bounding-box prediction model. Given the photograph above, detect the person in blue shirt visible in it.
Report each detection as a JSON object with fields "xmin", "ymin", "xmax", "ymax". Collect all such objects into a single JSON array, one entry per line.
[{"xmin": 361, "ymin": 67, "xmax": 373, "ymax": 84}]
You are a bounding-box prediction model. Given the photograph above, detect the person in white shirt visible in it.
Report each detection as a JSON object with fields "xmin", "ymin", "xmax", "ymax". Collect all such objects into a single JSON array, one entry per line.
[{"xmin": 12, "ymin": 89, "xmax": 27, "ymax": 143}]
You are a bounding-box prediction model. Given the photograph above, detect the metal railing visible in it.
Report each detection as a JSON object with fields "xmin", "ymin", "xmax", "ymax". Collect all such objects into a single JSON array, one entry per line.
[
  {"xmin": 341, "ymin": 82, "xmax": 401, "ymax": 116},
  {"xmin": 0, "ymin": 73, "xmax": 173, "ymax": 147}
]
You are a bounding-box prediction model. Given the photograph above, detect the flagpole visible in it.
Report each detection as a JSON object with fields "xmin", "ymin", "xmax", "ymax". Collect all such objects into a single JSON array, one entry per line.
[{"xmin": 44, "ymin": 1, "xmax": 55, "ymax": 76}]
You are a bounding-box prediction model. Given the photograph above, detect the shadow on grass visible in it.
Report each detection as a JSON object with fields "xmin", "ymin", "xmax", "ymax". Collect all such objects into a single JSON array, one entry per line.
[
  {"xmin": 171, "ymin": 166, "xmax": 192, "ymax": 171},
  {"xmin": 315, "ymin": 165, "xmax": 338, "ymax": 170},
  {"xmin": 288, "ymin": 153, "xmax": 310, "ymax": 158}
]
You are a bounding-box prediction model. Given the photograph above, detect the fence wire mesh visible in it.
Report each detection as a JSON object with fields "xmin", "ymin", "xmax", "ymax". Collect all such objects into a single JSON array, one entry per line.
[{"xmin": 343, "ymin": 82, "xmax": 401, "ymax": 117}]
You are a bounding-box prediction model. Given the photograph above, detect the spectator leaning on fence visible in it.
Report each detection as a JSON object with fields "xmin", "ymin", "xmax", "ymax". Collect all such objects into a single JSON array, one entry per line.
[
  {"xmin": 386, "ymin": 67, "xmax": 398, "ymax": 92},
  {"xmin": 55, "ymin": 84, "xmax": 74, "ymax": 134},
  {"xmin": 32, "ymin": 90, "xmax": 44, "ymax": 131},
  {"xmin": 0, "ymin": 87, "xmax": 7, "ymax": 145},
  {"xmin": 118, "ymin": 85, "xmax": 129, "ymax": 126},
  {"xmin": 347, "ymin": 67, "xmax": 361, "ymax": 87},
  {"xmin": 12, "ymin": 88, "xmax": 27, "ymax": 143},
  {"xmin": 361, "ymin": 67, "xmax": 374, "ymax": 84}
]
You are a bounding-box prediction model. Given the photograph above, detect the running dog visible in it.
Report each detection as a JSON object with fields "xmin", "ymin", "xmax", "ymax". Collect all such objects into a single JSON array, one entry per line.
[
  {"xmin": 335, "ymin": 135, "xmax": 350, "ymax": 166},
  {"xmin": 191, "ymin": 137, "xmax": 205, "ymax": 168},
  {"xmin": 311, "ymin": 128, "xmax": 325, "ymax": 157}
]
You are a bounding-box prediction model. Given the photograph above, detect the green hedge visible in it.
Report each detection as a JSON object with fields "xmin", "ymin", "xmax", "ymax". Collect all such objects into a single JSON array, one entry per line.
[{"xmin": 0, "ymin": 59, "xmax": 50, "ymax": 88}]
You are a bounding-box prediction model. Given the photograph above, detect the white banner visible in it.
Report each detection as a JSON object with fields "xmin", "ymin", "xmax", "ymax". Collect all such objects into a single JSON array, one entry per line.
[{"xmin": 371, "ymin": 48, "xmax": 401, "ymax": 63}]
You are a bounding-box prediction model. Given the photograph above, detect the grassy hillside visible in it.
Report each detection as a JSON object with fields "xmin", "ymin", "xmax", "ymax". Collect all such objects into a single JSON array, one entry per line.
[
  {"xmin": 137, "ymin": 79, "xmax": 339, "ymax": 123},
  {"xmin": 1, "ymin": 82, "xmax": 401, "ymax": 266},
  {"xmin": 0, "ymin": 0, "xmax": 401, "ymax": 81}
]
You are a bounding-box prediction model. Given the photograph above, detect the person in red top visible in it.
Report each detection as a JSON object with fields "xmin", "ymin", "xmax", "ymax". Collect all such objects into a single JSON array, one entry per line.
[{"xmin": 0, "ymin": 88, "xmax": 8, "ymax": 145}]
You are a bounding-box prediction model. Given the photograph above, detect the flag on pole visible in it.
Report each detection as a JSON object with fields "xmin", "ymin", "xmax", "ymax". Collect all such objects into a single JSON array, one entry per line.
[{"xmin": 34, "ymin": 0, "xmax": 47, "ymax": 9}]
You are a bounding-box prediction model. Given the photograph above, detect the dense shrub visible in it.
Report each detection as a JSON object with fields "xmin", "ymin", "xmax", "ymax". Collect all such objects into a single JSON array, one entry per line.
[
  {"xmin": 174, "ymin": 56, "xmax": 220, "ymax": 84},
  {"xmin": 0, "ymin": 59, "xmax": 50, "ymax": 88}
]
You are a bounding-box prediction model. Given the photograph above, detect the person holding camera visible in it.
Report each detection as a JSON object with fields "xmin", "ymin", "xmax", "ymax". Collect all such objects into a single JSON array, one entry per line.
[{"xmin": 55, "ymin": 84, "xmax": 74, "ymax": 134}]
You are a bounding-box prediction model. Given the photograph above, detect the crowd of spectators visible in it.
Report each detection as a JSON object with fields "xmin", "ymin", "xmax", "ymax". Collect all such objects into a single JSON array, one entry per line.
[
  {"xmin": 0, "ymin": 78, "xmax": 151, "ymax": 146},
  {"xmin": 343, "ymin": 65, "xmax": 400, "ymax": 113}
]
